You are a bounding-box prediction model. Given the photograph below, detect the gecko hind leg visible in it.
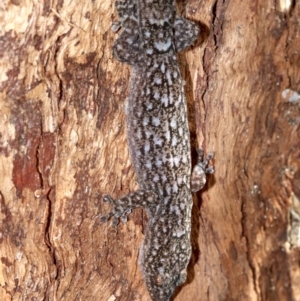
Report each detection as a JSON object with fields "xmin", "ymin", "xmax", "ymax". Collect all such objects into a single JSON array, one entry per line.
[
  {"xmin": 191, "ymin": 149, "xmax": 214, "ymax": 192},
  {"xmin": 100, "ymin": 190, "xmax": 157, "ymax": 227}
]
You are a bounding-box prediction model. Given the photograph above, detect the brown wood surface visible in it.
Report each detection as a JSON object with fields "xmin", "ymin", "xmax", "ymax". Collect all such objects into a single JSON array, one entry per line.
[{"xmin": 0, "ymin": 0, "xmax": 300, "ymax": 300}]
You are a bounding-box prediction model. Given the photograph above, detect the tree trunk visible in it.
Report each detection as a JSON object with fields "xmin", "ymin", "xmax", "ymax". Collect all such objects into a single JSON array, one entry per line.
[{"xmin": 0, "ymin": 0, "xmax": 299, "ymax": 301}]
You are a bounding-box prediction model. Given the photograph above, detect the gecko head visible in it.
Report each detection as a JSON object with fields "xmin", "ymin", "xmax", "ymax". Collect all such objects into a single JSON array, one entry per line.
[
  {"xmin": 141, "ymin": 0, "xmax": 176, "ymax": 26},
  {"xmin": 140, "ymin": 1, "xmax": 176, "ymax": 54}
]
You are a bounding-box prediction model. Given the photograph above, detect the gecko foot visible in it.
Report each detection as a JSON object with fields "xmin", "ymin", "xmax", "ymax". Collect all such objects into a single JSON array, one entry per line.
[
  {"xmin": 191, "ymin": 148, "xmax": 214, "ymax": 192},
  {"xmin": 100, "ymin": 195, "xmax": 132, "ymax": 227},
  {"xmin": 197, "ymin": 148, "xmax": 214, "ymax": 174}
]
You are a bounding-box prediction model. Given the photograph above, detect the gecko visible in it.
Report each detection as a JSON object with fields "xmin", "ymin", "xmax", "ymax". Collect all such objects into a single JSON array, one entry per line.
[{"xmin": 101, "ymin": 1, "xmax": 214, "ymax": 300}]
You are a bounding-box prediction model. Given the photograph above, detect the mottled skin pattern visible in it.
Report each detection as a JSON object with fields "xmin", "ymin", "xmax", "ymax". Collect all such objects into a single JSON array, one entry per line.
[{"xmin": 101, "ymin": 1, "xmax": 214, "ymax": 300}]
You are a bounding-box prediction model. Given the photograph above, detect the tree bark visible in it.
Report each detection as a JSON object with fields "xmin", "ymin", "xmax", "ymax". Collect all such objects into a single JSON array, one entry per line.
[{"xmin": 0, "ymin": 0, "xmax": 299, "ymax": 301}]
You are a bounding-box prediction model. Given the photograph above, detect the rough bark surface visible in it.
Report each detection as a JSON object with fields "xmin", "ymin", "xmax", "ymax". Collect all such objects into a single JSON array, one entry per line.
[{"xmin": 0, "ymin": 0, "xmax": 299, "ymax": 301}]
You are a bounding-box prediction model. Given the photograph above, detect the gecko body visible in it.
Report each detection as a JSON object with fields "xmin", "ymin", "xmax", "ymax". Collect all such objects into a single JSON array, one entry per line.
[{"xmin": 101, "ymin": 1, "xmax": 214, "ymax": 300}]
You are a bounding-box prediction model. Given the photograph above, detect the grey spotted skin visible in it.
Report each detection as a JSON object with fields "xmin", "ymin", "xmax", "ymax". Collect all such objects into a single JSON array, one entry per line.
[{"xmin": 101, "ymin": 1, "xmax": 214, "ymax": 300}]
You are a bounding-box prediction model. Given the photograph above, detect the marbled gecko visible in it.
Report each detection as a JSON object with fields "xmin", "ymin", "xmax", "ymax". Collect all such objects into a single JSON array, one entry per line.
[{"xmin": 101, "ymin": 1, "xmax": 214, "ymax": 300}]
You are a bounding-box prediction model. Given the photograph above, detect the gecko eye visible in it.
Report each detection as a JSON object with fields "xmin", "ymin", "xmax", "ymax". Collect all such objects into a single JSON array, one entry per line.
[
  {"xmin": 153, "ymin": 275, "xmax": 163, "ymax": 286},
  {"xmin": 163, "ymin": 21, "xmax": 171, "ymax": 28}
]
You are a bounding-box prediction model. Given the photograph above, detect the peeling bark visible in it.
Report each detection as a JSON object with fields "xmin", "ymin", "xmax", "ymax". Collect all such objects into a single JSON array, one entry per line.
[{"xmin": 0, "ymin": 0, "xmax": 299, "ymax": 301}]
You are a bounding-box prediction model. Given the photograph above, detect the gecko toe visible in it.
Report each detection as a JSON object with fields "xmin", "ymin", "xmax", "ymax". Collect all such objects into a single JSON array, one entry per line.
[
  {"xmin": 111, "ymin": 22, "xmax": 121, "ymax": 32},
  {"xmin": 205, "ymin": 166, "xmax": 214, "ymax": 174},
  {"xmin": 121, "ymin": 215, "xmax": 128, "ymax": 223},
  {"xmin": 111, "ymin": 217, "xmax": 120, "ymax": 227},
  {"xmin": 100, "ymin": 213, "xmax": 113, "ymax": 223},
  {"xmin": 196, "ymin": 148, "xmax": 204, "ymax": 158},
  {"xmin": 207, "ymin": 151, "xmax": 215, "ymax": 159},
  {"xmin": 103, "ymin": 195, "xmax": 115, "ymax": 204}
]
